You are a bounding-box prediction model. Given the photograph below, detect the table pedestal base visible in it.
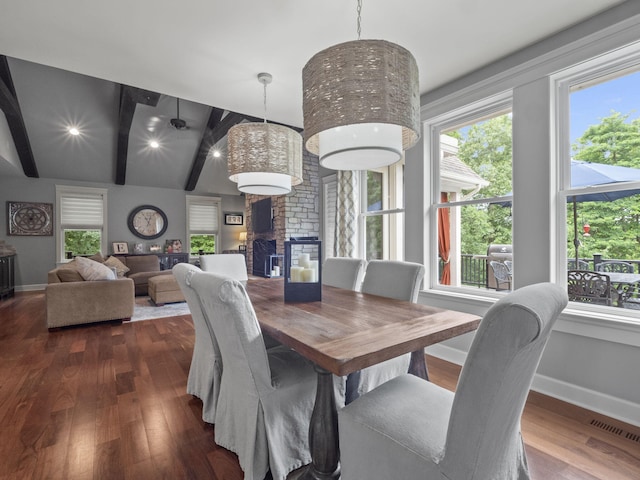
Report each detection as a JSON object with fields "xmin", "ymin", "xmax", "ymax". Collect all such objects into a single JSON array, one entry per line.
[{"xmin": 299, "ymin": 366, "xmax": 340, "ymax": 480}]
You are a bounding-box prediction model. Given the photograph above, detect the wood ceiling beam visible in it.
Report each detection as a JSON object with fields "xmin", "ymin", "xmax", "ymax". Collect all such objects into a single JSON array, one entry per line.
[
  {"xmin": 116, "ymin": 85, "xmax": 160, "ymax": 185},
  {"xmin": 0, "ymin": 56, "xmax": 38, "ymax": 178},
  {"xmin": 184, "ymin": 108, "xmax": 246, "ymax": 191}
]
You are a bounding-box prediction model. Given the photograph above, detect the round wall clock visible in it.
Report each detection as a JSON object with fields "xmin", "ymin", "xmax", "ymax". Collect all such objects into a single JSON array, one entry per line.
[{"xmin": 127, "ymin": 205, "xmax": 168, "ymax": 240}]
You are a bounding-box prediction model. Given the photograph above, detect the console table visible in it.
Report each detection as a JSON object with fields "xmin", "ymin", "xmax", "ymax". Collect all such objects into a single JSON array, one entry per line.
[
  {"xmin": 115, "ymin": 253, "xmax": 189, "ymax": 270},
  {"xmin": 0, "ymin": 254, "xmax": 16, "ymax": 301}
]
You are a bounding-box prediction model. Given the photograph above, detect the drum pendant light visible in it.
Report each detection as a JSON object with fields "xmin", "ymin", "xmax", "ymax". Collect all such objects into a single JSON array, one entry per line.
[
  {"xmin": 228, "ymin": 73, "xmax": 303, "ymax": 195},
  {"xmin": 302, "ymin": 0, "xmax": 420, "ymax": 170}
]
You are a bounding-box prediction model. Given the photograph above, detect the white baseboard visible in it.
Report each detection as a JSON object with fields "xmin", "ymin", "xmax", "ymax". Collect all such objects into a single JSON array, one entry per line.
[
  {"xmin": 15, "ymin": 284, "xmax": 46, "ymax": 292},
  {"xmin": 425, "ymin": 344, "xmax": 640, "ymax": 428}
]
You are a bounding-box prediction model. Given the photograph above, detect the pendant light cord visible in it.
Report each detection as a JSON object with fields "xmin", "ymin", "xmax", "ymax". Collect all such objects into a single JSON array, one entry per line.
[
  {"xmin": 356, "ymin": 0, "xmax": 362, "ymax": 40},
  {"xmin": 263, "ymin": 81, "xmax": 267, "ymax": 124}
]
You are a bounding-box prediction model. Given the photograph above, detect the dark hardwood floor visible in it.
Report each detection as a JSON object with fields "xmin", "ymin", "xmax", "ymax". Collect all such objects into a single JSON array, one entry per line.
[{"xmin": 0, "ymin": 292, "xmax": 638, "ymax": 479}]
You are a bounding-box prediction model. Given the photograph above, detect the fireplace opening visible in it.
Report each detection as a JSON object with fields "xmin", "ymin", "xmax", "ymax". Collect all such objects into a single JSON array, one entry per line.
[{"xmin": 252, "ymin": 239, "xmax": 276, "ymax": 277}]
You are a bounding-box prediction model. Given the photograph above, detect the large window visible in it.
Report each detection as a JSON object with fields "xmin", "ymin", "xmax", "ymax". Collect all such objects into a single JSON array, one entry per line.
[
  {"xmin": 56, "ymin": 185, "xmax": 107, "ymax": 262},
  {"xmin": 186, "ymin": 195, "xmax": 220, "ymax": 256},
  {"xmin": 431, "ymin": 97, "xmax": 513, "ymax": 292},
  {"xmin": 556, "ymin": 49, "xmax": 640, "ymax": 310}
]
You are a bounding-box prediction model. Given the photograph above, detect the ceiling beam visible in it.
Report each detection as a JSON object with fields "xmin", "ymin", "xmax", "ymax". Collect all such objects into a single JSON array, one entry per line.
[
  {"xmin": 116, "ymin": 85, "xmax": 160, "ymax": 185},
  {"xmin": 184, "ymin": 108, "xmax": 246, "ymax": 191},
  {"xmin": 0, "ymin": 56, "xmax": 38, "ymax": 178}
]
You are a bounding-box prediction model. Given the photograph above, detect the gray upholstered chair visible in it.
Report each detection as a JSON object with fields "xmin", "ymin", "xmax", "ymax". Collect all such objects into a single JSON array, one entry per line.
[
  {"xmin": 360, "ymin": 259, "xmax": 424, "ymax": 302},
  {"xmin": 190, "ymin": 271, "xmax": 345, "ymax": 480},
  {"xmin": 345, "ymin": 260, "xmax": 425, "ymax": 403},
  {"xmin": 199, "ymin": 253, "xmax": 249, "ymax": 284},
  {"xmin": 338, "ymin": 282, "xmax": 568, "ymax": 480},
  {"xmin": 322, "ymin": 257, "xmax": 367, "ymax": 291},
  {"xmin": 173, "ymin": 263, "xmax": 221, "ymax": 424}
]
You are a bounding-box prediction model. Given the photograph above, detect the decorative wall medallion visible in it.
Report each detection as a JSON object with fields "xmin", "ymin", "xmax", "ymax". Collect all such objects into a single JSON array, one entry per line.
[{"xmin": 7, "ymin": 201, "xmax": 54, "ymax": 236}]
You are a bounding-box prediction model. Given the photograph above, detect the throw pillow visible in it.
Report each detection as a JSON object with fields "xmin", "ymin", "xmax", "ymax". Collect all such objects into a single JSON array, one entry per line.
[
  {"xmin": 57, "ymin": 268, "xmax": 84, "ymax": 282},
  {"xmin": 103, "ymin": 256, "xmax": 130, "ymax": 277},
  {"xmin": 88, "ymin": 253, "xmax": 105, "ymax": 263},
  {"xmin": 74, "ymin": 256, "xmax": 115, "ymax": 281}
]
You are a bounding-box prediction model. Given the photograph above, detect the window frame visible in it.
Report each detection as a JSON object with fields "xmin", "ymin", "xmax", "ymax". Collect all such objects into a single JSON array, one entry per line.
[
  {"xmin": 553, "ymin": 43, "xmax": 640, "ymax": 316},
  {"xmin": 359, "ymin": 160, "xmax": 405, "ymax": 261},
  {"xmin": 426, "ymin": 93, "xmax": 513, "ymax": 295},
  {"xmin": 55, "ymin": 185, "xmax": 108, "ymax": 263},
  {"xmin": 186, "ymin": 195, "xmax": 221, "ymax": 259}
]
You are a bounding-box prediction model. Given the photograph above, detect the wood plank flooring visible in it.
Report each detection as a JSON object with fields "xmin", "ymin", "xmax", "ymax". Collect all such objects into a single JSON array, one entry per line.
[{"xmin": 0, "ymin": 292, "xmax": 638, "ymax": 479}]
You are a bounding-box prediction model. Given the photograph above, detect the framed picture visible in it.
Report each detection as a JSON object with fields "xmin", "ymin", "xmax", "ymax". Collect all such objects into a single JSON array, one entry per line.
[
  {"xmin": 112, "ymin": 242, "xmax": 129, "ymax": 254},
  {"xmin": 7, "ymin": 201, "xmax": 54, "ymax": 236},
  {"xmin": 225, "ymin": 213, "xmax": 244, "ymax": 225}
]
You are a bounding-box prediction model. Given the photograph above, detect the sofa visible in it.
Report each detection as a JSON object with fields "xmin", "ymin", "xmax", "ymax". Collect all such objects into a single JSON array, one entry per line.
[
  {"xmin": 46, "ymin": 258, "xmax": 135, "ymax": 329},
  {"xmin": 115, "ymin": 254, "xmax": 173, "ymax": 296}
]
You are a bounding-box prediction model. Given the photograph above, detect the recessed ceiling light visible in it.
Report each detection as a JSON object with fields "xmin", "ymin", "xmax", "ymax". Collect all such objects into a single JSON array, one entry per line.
[
  {"xmin": 68, "ymin": 127, "xmax": 80, "ymax": 136},
  {"xmin": 212, "ymin": 150, "xmax": 221, "ymax": 158},
  {"xmin": 149, "ymin": 140, "xmax": 160, "ymax": 149}
]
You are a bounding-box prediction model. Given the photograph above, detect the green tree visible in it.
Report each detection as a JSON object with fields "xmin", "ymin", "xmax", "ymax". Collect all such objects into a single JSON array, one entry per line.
[
  {"xmin": 570, "ymin": 112, "xmax": 640, "ymax": 262},
  {"xmin": 64, "ymin": 230, "xmax": 101, "ymax": 256},
  {"xmin": 190, "ymin": 235, "xmax": 216, "ymax": 254},
  {"xmin": 456, "ymin": 114, "xmax": 513, "ymax": 254}
]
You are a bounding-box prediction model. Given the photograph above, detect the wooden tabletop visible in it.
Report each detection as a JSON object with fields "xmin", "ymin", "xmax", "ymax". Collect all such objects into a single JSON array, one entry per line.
[{"xmin": 246, "ymin": 278, "xmax": 481, "ymax": 377}]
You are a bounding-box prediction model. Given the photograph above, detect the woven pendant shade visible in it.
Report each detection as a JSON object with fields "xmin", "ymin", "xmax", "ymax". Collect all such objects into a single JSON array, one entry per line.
[
  {"xmin": 303, "ymin": 39, "xmax": 420, "ymax": 170},
  {"xmin": 228, "ymin": 122, "xmax": 303, "ymax": 195}
]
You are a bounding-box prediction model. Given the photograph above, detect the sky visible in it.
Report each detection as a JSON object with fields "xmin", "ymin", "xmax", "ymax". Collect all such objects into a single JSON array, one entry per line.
[{"xmin": 570, "ymin": 70, "xmax": 640, "ymax": 144}]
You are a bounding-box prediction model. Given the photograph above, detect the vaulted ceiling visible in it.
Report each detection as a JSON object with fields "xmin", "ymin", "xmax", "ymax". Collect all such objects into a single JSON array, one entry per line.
[{"xmin": 0, "ymin": 0, "xmax": 628, "ymax": 193}]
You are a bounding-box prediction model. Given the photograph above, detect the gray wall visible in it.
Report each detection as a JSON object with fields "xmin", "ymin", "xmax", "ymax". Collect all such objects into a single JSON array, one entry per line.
[{"xmin": 0, "ymin": 176, "xmax": 246, "ymax": 288}]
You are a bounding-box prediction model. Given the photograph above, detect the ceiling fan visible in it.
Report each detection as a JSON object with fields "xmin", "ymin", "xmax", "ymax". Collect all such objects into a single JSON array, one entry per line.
[{"xmin": 169, "ymin": 98, "xmax": 190, "ymax": 130}]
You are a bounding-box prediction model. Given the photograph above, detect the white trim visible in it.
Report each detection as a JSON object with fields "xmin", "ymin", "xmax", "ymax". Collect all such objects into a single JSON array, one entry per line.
[
  {"xmin": 532, "ymin": 373, "xmax": 640, "ymax": 428},
  {"xmin": 426, "ymin": 343, "xmax": 640, "ymax": 428},
  {"xmin": 186, "ymin": 194, "xmax": 221, "ymax": 257},
  {"xmin": 55, "ymin": 185, "xmax": 108, "ymax": 262}
]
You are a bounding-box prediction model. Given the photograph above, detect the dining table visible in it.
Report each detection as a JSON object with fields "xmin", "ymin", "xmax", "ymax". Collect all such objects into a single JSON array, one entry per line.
[
  {"xmin": 245, "ymin": 277, "xmax": 481, "ymax": 479},
  {"xmin": 597, "ymin": 271, "xmax": 640, "ymax": 307}
]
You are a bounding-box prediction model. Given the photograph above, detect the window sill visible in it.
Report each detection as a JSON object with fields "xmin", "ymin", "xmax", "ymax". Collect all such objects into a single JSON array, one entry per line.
[{"xmin": 419, "ymin": 287, "xmax": 640, "ymax": 348}]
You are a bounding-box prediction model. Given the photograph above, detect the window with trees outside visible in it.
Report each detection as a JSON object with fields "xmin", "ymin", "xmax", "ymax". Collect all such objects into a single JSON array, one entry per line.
[
  {"xmin": 56, "ymin": 185, "xmax": 108, "ymax": 262},
  {"xmin": 556, "ymin": 52, "xmax": 640, "ymax": 311},
  {"xmin": 186, "ymin": 195, "xmax": 220, "ymax": 257},
  {"xmin": 361, "ymin": 161, "xmax": 404, "ymax": 261},
  {"xmin": 433, "ymin": 97, "xmax": 513, "ymax": 292}
]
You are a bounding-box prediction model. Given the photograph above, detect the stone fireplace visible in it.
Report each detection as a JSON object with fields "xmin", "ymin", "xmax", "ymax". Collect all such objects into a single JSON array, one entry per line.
[{"xmin": 245, "ymin": 150, "xmax": 320, "ymax": 276}]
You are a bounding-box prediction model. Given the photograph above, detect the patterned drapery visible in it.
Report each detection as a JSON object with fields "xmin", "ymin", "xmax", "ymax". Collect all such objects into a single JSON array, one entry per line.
[{"xmin": 334, "ymin": 170, "xmax": 358, "ymax": 257}]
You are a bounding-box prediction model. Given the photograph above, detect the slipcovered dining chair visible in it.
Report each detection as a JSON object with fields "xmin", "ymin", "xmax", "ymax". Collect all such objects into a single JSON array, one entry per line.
[
  {"xmin": 322, "ymin": 257, "xmax": 367, "ymax": 291},
  {"xmin": 173, "ymin": 263, "xmax": 221, "ymax": 424},
  {"xmin": 199, "ymin": 253, "xmax": 249, "ymax": 284},
  {"xmin": 339, "ymin": 282, "xmax": 568, "ymax": 480},
  {"xmin": 190, "ymin": 271, "xmax": 345, "ymax": 480},
  {"xmin": 345, "ymin": 260, "xmax": 425, "ymax": 403}
]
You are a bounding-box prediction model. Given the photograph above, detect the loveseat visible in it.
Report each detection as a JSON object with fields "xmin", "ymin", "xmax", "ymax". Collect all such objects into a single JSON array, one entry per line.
[{"xmin": 46, "ymin": 257, "xmax": 134, "ymax": 329}]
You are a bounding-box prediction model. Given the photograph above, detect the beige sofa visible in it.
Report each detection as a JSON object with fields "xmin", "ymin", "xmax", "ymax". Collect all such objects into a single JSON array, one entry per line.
[
  {"xmin": 116, "ymin": 254, "xmax": 173, "ymax": 296},
  {"xmin": 46, "ymin": 265, "xmax": 134, "ymax": 329}
]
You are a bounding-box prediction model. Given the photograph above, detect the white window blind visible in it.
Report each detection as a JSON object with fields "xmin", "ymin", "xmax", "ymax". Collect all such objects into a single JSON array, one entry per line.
[
  {"xmin": 60, "ymin": 192, "xmax": 104, "ymax": 228},
  {"xmin": 188, "ymin": 202, "xmax": 219, "ymax": 234}
]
